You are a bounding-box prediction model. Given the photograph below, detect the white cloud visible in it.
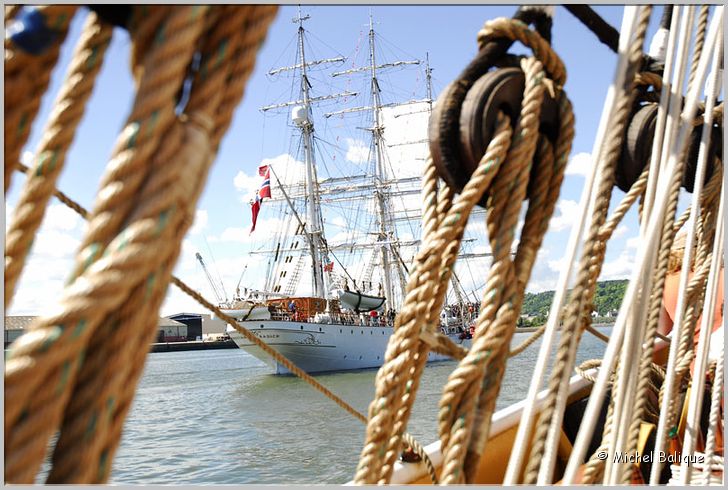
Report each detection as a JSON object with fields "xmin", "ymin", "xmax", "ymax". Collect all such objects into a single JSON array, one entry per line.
[
  {"xmin": 32, "ymin": 229, "xmax": 81, "ymax": 258},
  {"xmin": 189, "ymin": 209, "xmax": 208, "ymax": 235},
  {"xmin": 549, "ymin": 199, "xmax": 580, "ymax": 232},
  {"xmin": 219, "ymin": 226, "xmax": 253, "ymax": 243},
  {"xmin": 233, "ymin": 170, "xmax": 261, "ymax": 202},
  {"xmin": 345, "ymin": 138, "xmax": 369, "ymax": 164},
  {"xmin": 600, "ymin": 249, "xmax": 635, "ymax": 280},
  {"xmin": 625, "ymin": 236, "xmax": 640, "ymax": 249},
  {"xmin": 612, "ymin": 224, "xmax": 628, "ymax": 239},
  {"xmin": 547, "ymin": 256, "xmax": 567, "ymax": 273},
  {"xmin": 21, "ymin": 150, "xmax": 34, "ymax": 166},
  {"xmin": 565, "ymin": 152, "xmax": 592, "ymax": 177},
  {"xmin": 216, "ymin": 216, "xmax": 287, "ymax": 244},
  {"xmin": 44, "ymin": 203, "xmax": 82, "ymax": 231}
]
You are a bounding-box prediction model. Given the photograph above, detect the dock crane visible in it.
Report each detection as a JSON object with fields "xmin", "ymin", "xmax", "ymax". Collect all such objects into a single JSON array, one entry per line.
[{"xmin": 195, "ymin": 252, "xmax": 227, "ymax": 304}]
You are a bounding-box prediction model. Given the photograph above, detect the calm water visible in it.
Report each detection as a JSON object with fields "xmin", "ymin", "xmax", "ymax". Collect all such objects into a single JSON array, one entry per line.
[{"xmin": 103, "ymin": 328, "xmax": 611, "ymax": 484}]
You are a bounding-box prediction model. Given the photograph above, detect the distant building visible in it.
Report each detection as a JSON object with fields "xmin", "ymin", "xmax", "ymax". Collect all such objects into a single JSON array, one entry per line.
[
  {"xmin": 201, "ymin": 314, "xmax": 228, "ymax": 340},
  {"xmin": 157, "ymin": 318, "xmax": 188, "ymax": 342},
  {"xmin": 167, "ymin": 313, "xmax": 203, "ymax": 341},
  {"xmin": 4, "ymin": 316, "xmax": 35, "ymax": 346}
]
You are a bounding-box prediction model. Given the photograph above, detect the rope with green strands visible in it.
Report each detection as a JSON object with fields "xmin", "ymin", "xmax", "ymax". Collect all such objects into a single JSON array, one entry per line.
[
  {"xmin": 48, "ymin": 8, "xmax": 280, "ymax": 483},
  {"xmin": 5, "ymin": 12, "xmax": 113, "ymax": 311},
  {"xmin": 4, "ymin": 5, "xmax": 79, "ymax": 194},
  {"xmin": 4, "ymin": 6, "xmax": 210, "ymax": 483},
  {"xmin": 522, "ymin": 7, "xmax": 652, "ymax": 484},
  {"xmin": 69, "ymin": 6, "xmax": 208, "ymax": 281},
  {"xmin": 437, "ymin": 55, "xmax": 572, "ymax": 485}
]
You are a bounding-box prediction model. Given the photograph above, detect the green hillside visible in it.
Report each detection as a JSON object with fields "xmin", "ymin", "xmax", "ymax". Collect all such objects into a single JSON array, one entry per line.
[{"xmin": 518, "ymin": 279, "xmax": 627, "ymax": 326}]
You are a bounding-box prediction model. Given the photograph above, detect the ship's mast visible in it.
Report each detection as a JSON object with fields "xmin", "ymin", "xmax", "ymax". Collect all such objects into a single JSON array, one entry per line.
[
  {"xmin": 295, "ymin": 10, "xmax": 327, "ymax": 298},
  {"xmin": 260, "ymin": 8, "xmax": 354, "ymax": 299},
  {"xmin": 366, "ymin": 13, "xmax": 398, "ymax": 313}
]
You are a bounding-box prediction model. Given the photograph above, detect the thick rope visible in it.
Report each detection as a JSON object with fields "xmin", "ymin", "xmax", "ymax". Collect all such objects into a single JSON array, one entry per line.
[
  {"xmin": 438, "ymin": 56, "xmax": 559, "ymax": 484},
  {"xmin": 522, "ymin": 7, "xmax": 652, "ymax": 483},
  {"xmin": 47, "ymin": 7, "xmax": 278, "ymax": 483},
  {"xmin": 5, "ymin": 12, "xmax": 113, "ymax": 310},
  {"xmin": 5, "ymin": 5, "xmax": 78, "ymax": 194},
  {"xmin": 353, "ymin": 16, "xmax": 573, "ymax": 484},
  {"xmin": 354, "ymin": 116, "xmax": 512, "ymax": 485},
  {"xmin": 4, "ymin": 6, "xmax": 282, "ymax": 483}
]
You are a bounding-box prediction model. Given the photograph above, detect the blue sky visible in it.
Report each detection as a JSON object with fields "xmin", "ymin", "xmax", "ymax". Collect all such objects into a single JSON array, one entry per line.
[{"xmin": 7, "ymin": 5, "xmax": 677, "ymax": 315}]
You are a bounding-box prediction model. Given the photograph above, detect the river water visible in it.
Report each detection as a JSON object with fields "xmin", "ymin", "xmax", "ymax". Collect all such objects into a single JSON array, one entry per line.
[{"xmin": 103, "ymin": 328, "xmax": 610, "ymax": 484}]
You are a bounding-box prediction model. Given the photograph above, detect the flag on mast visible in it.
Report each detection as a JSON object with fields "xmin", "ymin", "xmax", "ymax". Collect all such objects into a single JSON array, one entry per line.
[{"xmin": 250, "ymin": 164, "xmax": 272, "ymax": 233}]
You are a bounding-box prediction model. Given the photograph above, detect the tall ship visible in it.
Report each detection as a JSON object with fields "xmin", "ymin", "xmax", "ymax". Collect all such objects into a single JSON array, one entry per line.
[{"xmin": 222, "ymin": 10, "xmax": 484, "ymax": 374}]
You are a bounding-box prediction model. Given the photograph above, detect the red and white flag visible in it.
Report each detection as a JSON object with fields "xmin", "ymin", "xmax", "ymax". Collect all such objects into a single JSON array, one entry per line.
[{"xmin": 250, "ymin": 164, "xmax": 272, "ymax": 233}]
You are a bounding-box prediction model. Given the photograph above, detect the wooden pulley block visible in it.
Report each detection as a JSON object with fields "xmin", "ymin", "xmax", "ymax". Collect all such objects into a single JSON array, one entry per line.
[
  {"xmin": 617, "ymin": 103, "xmax": 722, "ymax": 193},
  {"xmin": 429, "ymin": 67, "xmax": 560, "ymax": 207}
]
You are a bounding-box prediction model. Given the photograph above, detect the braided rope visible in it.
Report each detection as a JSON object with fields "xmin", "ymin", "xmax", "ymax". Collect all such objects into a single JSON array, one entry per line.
[
  {"xmin": 352, "ymin": 16, "xmax": 574, "ymax": 484},
  {"xmin": 49, "ymin": 7, "xmax": 279, "ymax": 483},
  {"xmin": 476, "ymin": 17, "xmax": 566, "ymax": 86},
  {"xmin": 438, "ymin": 57, "xmax": 550, "ymax": 484},
  {"xmin": 5, "ymin": 12, "xmax": 112, "ymax": 310},
  {"xmin": 621, "ymin": 143, "xmax": 693, "ymax": 483},
  {"xmin": 401, "ymin": 433, "xmax": 438, "ymax": 484},
  {"xmin": 69, "ymin": 7, "xmax": 205, "ymax": 280},
  {"xmin": 5, "ymin": 5, "xmax": 78, "ymax": 194},
  {"xmin": 92, "ymin": 9, "xmax": 281, "ymax": 481},
  {"xmin": 4, "ymin": 6, "xmax": 281, "ymax": 483},
  {"xmin": 354, "ymin": 115, "xmax": 512, "ymax": 485},
  {"xmin": 687, "ymin": 6, "xmax": 711, "ymax": 93},
  {"xmin": 522, "ymin": 7, "xmax": 652, "ymax": 483}
]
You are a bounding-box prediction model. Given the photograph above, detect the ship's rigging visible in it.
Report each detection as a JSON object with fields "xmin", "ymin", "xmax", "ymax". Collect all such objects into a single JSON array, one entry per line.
[{"xmin": 247, "ymin": 8, "xmax": 492, "ymax": 313}]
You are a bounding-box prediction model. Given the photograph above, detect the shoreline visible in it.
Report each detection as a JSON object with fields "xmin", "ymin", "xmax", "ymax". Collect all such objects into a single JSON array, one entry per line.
[{"xmin": 514, "ymin": 322, "xmax": 615, "ymax": 333}]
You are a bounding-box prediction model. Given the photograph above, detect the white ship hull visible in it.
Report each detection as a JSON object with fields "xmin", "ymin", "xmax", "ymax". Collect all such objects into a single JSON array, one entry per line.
[{"xmin": 226, "ymin": 320, "xmax": 471, "ymax": 374}]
